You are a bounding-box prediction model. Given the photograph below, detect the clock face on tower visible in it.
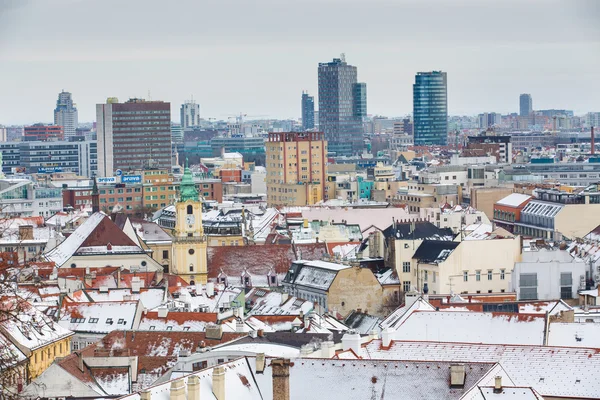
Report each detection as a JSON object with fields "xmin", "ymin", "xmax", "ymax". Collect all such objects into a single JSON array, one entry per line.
[{"xmin": 186, "ymin": 215, "xmax": 195, "ymax": 226}]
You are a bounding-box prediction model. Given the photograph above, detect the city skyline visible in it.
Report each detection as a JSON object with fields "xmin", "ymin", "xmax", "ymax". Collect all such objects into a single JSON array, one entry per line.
[{"xmin": 0, "ymin": 0, "xmax": 599, "ymax": 124}]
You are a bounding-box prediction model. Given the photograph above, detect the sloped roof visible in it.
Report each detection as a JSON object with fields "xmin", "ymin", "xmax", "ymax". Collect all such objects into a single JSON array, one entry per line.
[
  {"xmin": 496, "ymin": 193, "xmax": 532, "ymax": 207},
  {"xmin": 547, "ymin": 322, "xmax": 600, "ymax": 348},
  {"xmin": 207, "ymin": 243, "xmax": 328, "ymax": 286},
  {"xmin": 383, "ymin": 220, "xmax": 455, "ymax": 240},
  {"xmin": 413, "ymin": 240, "xmax": 460, "ymax": 264},
  {"xmin": 340, "ymin": 340, "xmax": 600, "ymax": 399},
  {"xmin": 45, "ymin": 212, "xmax": 144, "ymax": 266},
  {"xmin": 58, "ymin": 300, "xmax": 140, "ymax": 334},
  {"xmin": 138, "ymin": 311, "xmax": 218, "ymax": 332}
]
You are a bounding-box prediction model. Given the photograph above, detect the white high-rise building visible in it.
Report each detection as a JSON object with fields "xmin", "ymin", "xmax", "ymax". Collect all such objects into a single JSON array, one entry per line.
[
  {"xmin": 585, "ymin": 112, "xmax": 600, "ymax": 128},
  {"xmin": 180, "ymin": 99, "xmax": 200, "ymax": 128},
  {"xmin": 54, "ymin": 90, "xmax": 78, "ymax": 138}
]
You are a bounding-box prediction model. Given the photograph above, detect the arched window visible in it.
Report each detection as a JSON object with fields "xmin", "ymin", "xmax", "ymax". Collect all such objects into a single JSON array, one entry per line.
[{"xmin": 187, "ymin": 205, "xmax": 193, "ymax": 214}]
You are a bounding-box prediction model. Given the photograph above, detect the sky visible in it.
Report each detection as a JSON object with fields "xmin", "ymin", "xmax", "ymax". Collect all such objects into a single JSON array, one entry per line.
[{"xmin": 0, "ymin": 0, "xmax": 599, "ymax": 125}]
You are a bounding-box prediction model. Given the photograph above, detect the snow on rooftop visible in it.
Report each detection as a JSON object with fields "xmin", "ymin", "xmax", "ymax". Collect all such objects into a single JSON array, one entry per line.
[
  {"xmin": 496, "ymin": 193, "xmax": 532, "ymax": 207},
  {"xmin": 391, "ymin": 311, "xmax": 546, "ymax": 345},
  {"xmin": 58, "ymin": 301, "xmax": 140, "ymax": 334},
  {"xmin": 547, "ymin": 322, "xmax": 600, "ymax": 348},
  {"xmin": 82, "ymin": 288, "xmax": 165, "ymax": 310}
]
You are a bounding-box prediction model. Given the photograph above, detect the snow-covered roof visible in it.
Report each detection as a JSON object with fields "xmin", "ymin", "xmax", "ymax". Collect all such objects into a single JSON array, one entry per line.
[
  {"xmin": 391, "ymin": 311, "xmax": 546, "ymax": 346},
  {"xmin": 547, "ymin": 322, "xmax": 600, "ymax": 348},
  {"xmin": 339, "ymin": 340, "xmax": 600, "ymax": 399},
  {"xmin": 119, "ymin": 358, "xmax": 262, "ymax": 400},
  {"xmin": 496, "ymin": 193, "xmax": 532, "ymax": 207},
  {"xmin": 247, "ymin": 289, "xmax": 313, "ymax": 316},
  {"xmin": 1, "ymin": 299, "xmax": 73, "ymax": 352},
  {"xmin": 58, "ymin": 300, "xmax": 140, "ymax": 334},
  {"xmin": 138, "ymin": 311, "xmax": 217, "ymax": 332},
  {"xmin": 380, "ymin": 297, "xmax": 436, "ymax": 330},
  {"xmin": 74, "ymin": 288, "xmax": 166, "ymax": 311}
]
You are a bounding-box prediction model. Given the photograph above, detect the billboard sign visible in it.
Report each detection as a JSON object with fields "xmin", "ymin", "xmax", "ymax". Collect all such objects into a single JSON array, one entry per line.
[
  {"xmin": 38, "ymin": 167, "xmax": 62, "ymax": 174},
  {"xmin": 121, "ymin": 175, "xmax": 142, "ymax": 184},
  {"xmin": 97, "ymin": 176, "xmax": 117, "ymax": 184}
]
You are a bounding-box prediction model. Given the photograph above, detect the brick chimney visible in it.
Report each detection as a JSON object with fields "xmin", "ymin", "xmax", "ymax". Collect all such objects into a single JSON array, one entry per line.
[
  {"xmin": 271, "ymin": 359, "xmax": 291, "ymax": 400},
  {"xmin": 169, "ymin": 378, "xmax": 186, "ymax": 400},
  {"xmin": 212, "ymin": 366, "xmax": 225, "ymax": 400},
  {"xmin": 187, "ymin": 375, "xmax": 200, "ymax": 400},
  {"xmin": 18, "ymin": 225, "xmax": 34, "ymax": 241}
]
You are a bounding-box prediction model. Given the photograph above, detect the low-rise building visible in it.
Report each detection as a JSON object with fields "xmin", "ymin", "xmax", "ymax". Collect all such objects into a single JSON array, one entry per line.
[
  {"xmin": 0, "ymin": 179, "xmax": 63, "ymax": 218},
  {"xmin": 493, "ymin": 193, "xmax": 532, "ymax": 233},
  {"xmin": 511, "ymin": 246, "xmax": 586, "ymax": 301}
]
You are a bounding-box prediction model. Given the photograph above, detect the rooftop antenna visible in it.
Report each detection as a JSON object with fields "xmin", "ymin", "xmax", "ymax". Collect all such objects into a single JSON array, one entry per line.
[
  {"xmin": 340, "ymin": 53, "xmax": 346, "ymax": 63},
  {"xmin": 147, "ymin": 90, "xmax": 152, "ymax": 101}
]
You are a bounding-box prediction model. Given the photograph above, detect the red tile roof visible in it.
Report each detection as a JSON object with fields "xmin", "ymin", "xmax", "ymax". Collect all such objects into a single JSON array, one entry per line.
[
  {"xmin": 80, "ymin": 215, "xmax": 139, "ymax": 248},
  {"xmin": 141, "ymin": 311, "xmax": 218, "ymax": 324},
  {"xmin": 207, "ymin": 243, "xmax": 328, "ymax": 279}
]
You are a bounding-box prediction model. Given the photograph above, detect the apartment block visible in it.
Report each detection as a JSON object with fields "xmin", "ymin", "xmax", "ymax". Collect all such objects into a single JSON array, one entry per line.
[{"xmin": 266, "ymin": 132, "xmax": 326, "ymax": 206}]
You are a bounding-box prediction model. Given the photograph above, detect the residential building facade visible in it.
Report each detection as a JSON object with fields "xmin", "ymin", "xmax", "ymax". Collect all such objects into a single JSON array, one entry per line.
[
  {"xmin": 266, "ymin": 132, "xmax": 326, "ymax": 206},
  {"xmin": 23, "ymin": 124, "xmax": 64, "ymax": 142}
]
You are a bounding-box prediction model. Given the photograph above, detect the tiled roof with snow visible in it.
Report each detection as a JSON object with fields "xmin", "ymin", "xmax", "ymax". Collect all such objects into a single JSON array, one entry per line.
[
  {"xmin": 380, "ymin": 297, "xmax": 436, "ymax": 330},
  {"xmin": 391, "ymin": 311, "xmax": 546, "ymax": 345},
  {"xmin": 138, "ymin": 311, "xmax": 217, "ymax": 332},
  {"xmin": 76, "ymin": 288, "xmax": 166, "ymax": 310},
  {"xmin": 246, "ymin": 288, "xmax": 313, "ymax": 316},
  {"xmin": 413, "ymin": 240, "xmax": 460, "ymax": 264},
  {"xmin": 339, "ymin": 340, "xmax": 600, "ymax": 399},
  {"xmin": 547, "ymin": 322, "xmax": 600, "ymax": 348},
  {"xmin": 58, "ymin": 300, "xmax": 140, "ymax": 334}
]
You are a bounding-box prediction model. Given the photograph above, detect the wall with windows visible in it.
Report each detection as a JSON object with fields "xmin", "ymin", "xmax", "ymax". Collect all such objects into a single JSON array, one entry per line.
[{"xmin": 511, "ymin": 248, "xmax": 586, "ymax": 301}]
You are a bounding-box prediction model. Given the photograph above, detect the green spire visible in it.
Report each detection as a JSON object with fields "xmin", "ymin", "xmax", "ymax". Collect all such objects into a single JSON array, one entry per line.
[{"xmin": 179, "ymin": 158, "xmax": 199, "ymax": 202}]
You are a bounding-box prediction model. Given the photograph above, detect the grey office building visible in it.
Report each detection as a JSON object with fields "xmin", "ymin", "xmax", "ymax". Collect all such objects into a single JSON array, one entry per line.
[
  {"xmin": 301, "ymin": 92, "xmax": 315, "ymax": 130},
  {"xmin": 413, "ymin": 71, "xmax": 448, "ymax": 145},
  {"xmin": 520, "ymin": 94, "xmax": 533, "ymax": 117},
  {"xmin": 318, "ymin": 57, "xmax": 365, "ymax": 156},
  {"xmin": 54, "ymin": 91, "xmax": 78, "ymax": 138}
]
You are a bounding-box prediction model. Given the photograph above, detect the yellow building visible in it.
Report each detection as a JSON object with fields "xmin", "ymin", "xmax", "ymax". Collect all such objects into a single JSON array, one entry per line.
[
  {"xmin": 141, "ymin": 169, "xmax": 177, "ymax": 211},
  {"xmin": 171, "ymin": 162, "xmax": 208, "ymax": 285},
  {"xmin": 266, "ymin": 132, "xmax": 327, "ymax": 206}
]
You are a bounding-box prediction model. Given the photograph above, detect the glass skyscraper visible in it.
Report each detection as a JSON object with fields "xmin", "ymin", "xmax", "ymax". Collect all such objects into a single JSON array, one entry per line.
[
  {"xmin": 413, "ymin": 71, "xmax": 448, "ymax": 146},
  {"xmin": 520, "ymin": 94, "xmax": 533, "ymax": 117},
  {"xmin": 301, "ymin": 92, "xmax": 315, "ymax": 130},
  {"xmin": 318, "ymin": 57, "xmax": 365, "ymax": 156}
]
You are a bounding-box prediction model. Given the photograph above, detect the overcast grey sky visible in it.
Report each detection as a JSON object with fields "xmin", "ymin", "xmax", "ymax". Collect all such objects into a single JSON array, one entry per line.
[{"xmin": 0, "ymin": 0, "xmax": 598, "ymax": 124}]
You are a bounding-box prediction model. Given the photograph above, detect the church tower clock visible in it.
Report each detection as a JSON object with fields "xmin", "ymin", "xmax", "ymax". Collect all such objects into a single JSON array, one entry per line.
[{"xmin": 172, "ymin": 160, "xmax": 207, "ymax": 284}]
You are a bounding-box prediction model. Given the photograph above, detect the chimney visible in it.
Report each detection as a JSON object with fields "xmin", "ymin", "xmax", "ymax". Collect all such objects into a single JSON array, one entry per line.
[
  {"xmin": 169, "ymin": 378, "xmax": 186, "ymax": 400},
  {"xmin": 155, "ymin": 269, "xmax": 164, "ymax": 285},
  {"xmin": 320, "ymin": 341, "xmax": 336, "ymax": 358},
  {"xmin": 205, "ymin": 323, "xmax": 223, "ymax": 340},
  {"xmin": 450, "ymin": 364, "xmax": 466, "ymax": 388},
  {"xmin": 18, "ymin": 225, "xmax": 34, "ymax": 241},
  {"xmin": 157, "ymin": 306, "xmax": 168, "ymax": 318},
  {"xmin": 77, "ymin": 351, "xmax": 84, "ymax": 372},
  {"xmin": 271, "ymin": 359, "xmax": 291, "ymax": 400},
  {"xmin": 206, "ymin": 282, "xmax": 215, "ymax": 297},
  {"xmin": 494, "ymin": 376, "xmax": 503, "ymax": 393},
  {"xmin": 188, "ymin": 375, "xmax": 201, "ymax": 400},
  {"xmin": 592, "ymin": 126, "xmax": 595, "ymax": 155},
  {"xmin": 212, "ymin": 366, "xmax": 226, "ymax": 400},
  {"xmin": 140, "ymin": 389, "xmax": 151, "ymax": 400},
  {"xmin": 341, "ymin": 330, "xmax": 361, "ymax": 354},
  {"xmin": 256, "ymin": 353, "xmax": 265, "ymax": 374},
  {"xmin": 381, "ymin": 327, "xmax": 394, "ymax": 348}
]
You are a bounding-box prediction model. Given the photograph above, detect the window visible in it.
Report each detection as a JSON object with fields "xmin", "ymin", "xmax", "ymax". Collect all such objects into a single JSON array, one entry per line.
[
  {"xmin": 500, "ymin": 269, "xmax": 505, "ymax": 280},
  {"xmin": 463, "ymin": 271, "xmax": 468, "ymax": 282},
  {"xmin": 402, "ymin": 262, "xmax": 410, "ymax": 273},
  {"xmin": 187, "ymin": 205, "xmax": 193, "ymax": 214},
  {"xmin": 487, "ymin": 270, "xmax": 493, "ymax": 280},
  {"xmin": 89, "ymin": 318, "xmax": 99, "ymax": 323},
  {"xmin": 166, "ymin": 326, "xmax": 173, "ymax": 331},
  {"xmin": 118, "ymin": 318, "xmax": 125, "ymax": 324},
  {"xmin": 162, "ymin": 250, "xmax": 169, "ymax": 259},
  {"xmin": 189, "ymin": 265, "xmax": 194, "ymax": 272},
  {"xmin": 403, "ymin": 281, "xmax": 411, "ymax": 292},
  {"xmin": 424, "ymin": 270, "xmax": 428, "ymax": 282},
  {"xmin": 476, "ymin": 270, "xmax": 481, "ymax": 281},
  {"xmin": 519, "ymin": 273, "xmax": 538, "ymax": 300},
  {"xmin": 106, "ymin": 318, "xmax": 113, "ymax": 324},
  {"xmin": 560, "ymin": 272, "xmax": 573, "ymax": 299}
]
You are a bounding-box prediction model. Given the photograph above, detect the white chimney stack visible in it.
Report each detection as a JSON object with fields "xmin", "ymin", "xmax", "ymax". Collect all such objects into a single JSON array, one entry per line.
[
  {"xmin": 321, "ymin": 341, "xmax": 336, "ymax": 358},
  {"xmin": 341, "ymin": 330, "xmax": 361, "ymax": 354},
  {"xmin": 157, "ymin": 307, "xmax": 168, "ymax": 318},
  {"xmin": 382, "ymin": 327, "xmax": 395, "ymax": 348},
  {"xmin": 206, "ymin": 282, "xmax": 215, "ymax": 297}
]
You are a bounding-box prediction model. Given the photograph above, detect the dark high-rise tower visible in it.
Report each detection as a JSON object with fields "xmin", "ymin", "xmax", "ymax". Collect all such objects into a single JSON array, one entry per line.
[
  {"xmin": 318, "ymin": 56, "xmax": 365, "ymax": 156},
  {"xmin": 519, "ymin": 94, "xmax": 533, "ymax": 117},
  {"xmin": 413, "ymin": 71, "xmax": 448, "ymax": 145},
  {"xmin": 301, "ymin": 92, "xmax": 315, "ymax": 130}
]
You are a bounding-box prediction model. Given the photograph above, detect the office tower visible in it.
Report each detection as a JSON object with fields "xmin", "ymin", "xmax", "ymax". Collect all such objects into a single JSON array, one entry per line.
[
  {"xmin": 54, "ymin": 90, "xmax": 78, "ymax": 138},
  {"xmin": 301, "ymin": 92, "xmax": 315, "ymax": 130},
  {"xmin": 171, "ymin": 123, "xmax": 183, "ymax": 144},
  {"xmin": 318, "ymin": 56, "xmax": 365, "ymax": 156},
  {"xmin": 180, "ymin": 99, "xmax": 200, "ymax": 128},
  {"xmin": 403, "ymin": 118, "xmax": 413, "ymax": 136},
  {"xmin": 478, "ymin": 112, "xmax": 502, "ymax": 129},
  {"xmin": 266, "ymin": 132, "xmax": 326, "ymax": 206},
  {"xmin": 24, "ymin": 124, "xmax": 64, "ymax": 141},
  {"xmin": 353, "ymin": 82, "xmax": 367, "ymax": 119},
  {"xmin": 413, "ymin": 71, "xmax": 448, "ymax": 145},
  {"xmin": 96, "ymin": 98, "xmax": 172, "ymax": 177},
  {"xmin": 519, "ymin": 94, "xmax": 533, "ymax": 117}
]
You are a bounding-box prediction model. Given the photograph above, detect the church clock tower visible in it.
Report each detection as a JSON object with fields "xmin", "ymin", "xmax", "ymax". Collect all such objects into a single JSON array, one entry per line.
[{"xmin": 172, "ymin": 160, "xmax": 207, "ymax": 284}]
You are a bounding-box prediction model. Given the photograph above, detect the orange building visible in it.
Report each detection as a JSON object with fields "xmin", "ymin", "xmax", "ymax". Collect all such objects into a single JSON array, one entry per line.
[
  {"xmin": 24, "ymin": 124, "xmax": 64, "ymax": 141},
  {"xmin": 493, "ymin": 193, "xmax": 532, "ymax": 233}
]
